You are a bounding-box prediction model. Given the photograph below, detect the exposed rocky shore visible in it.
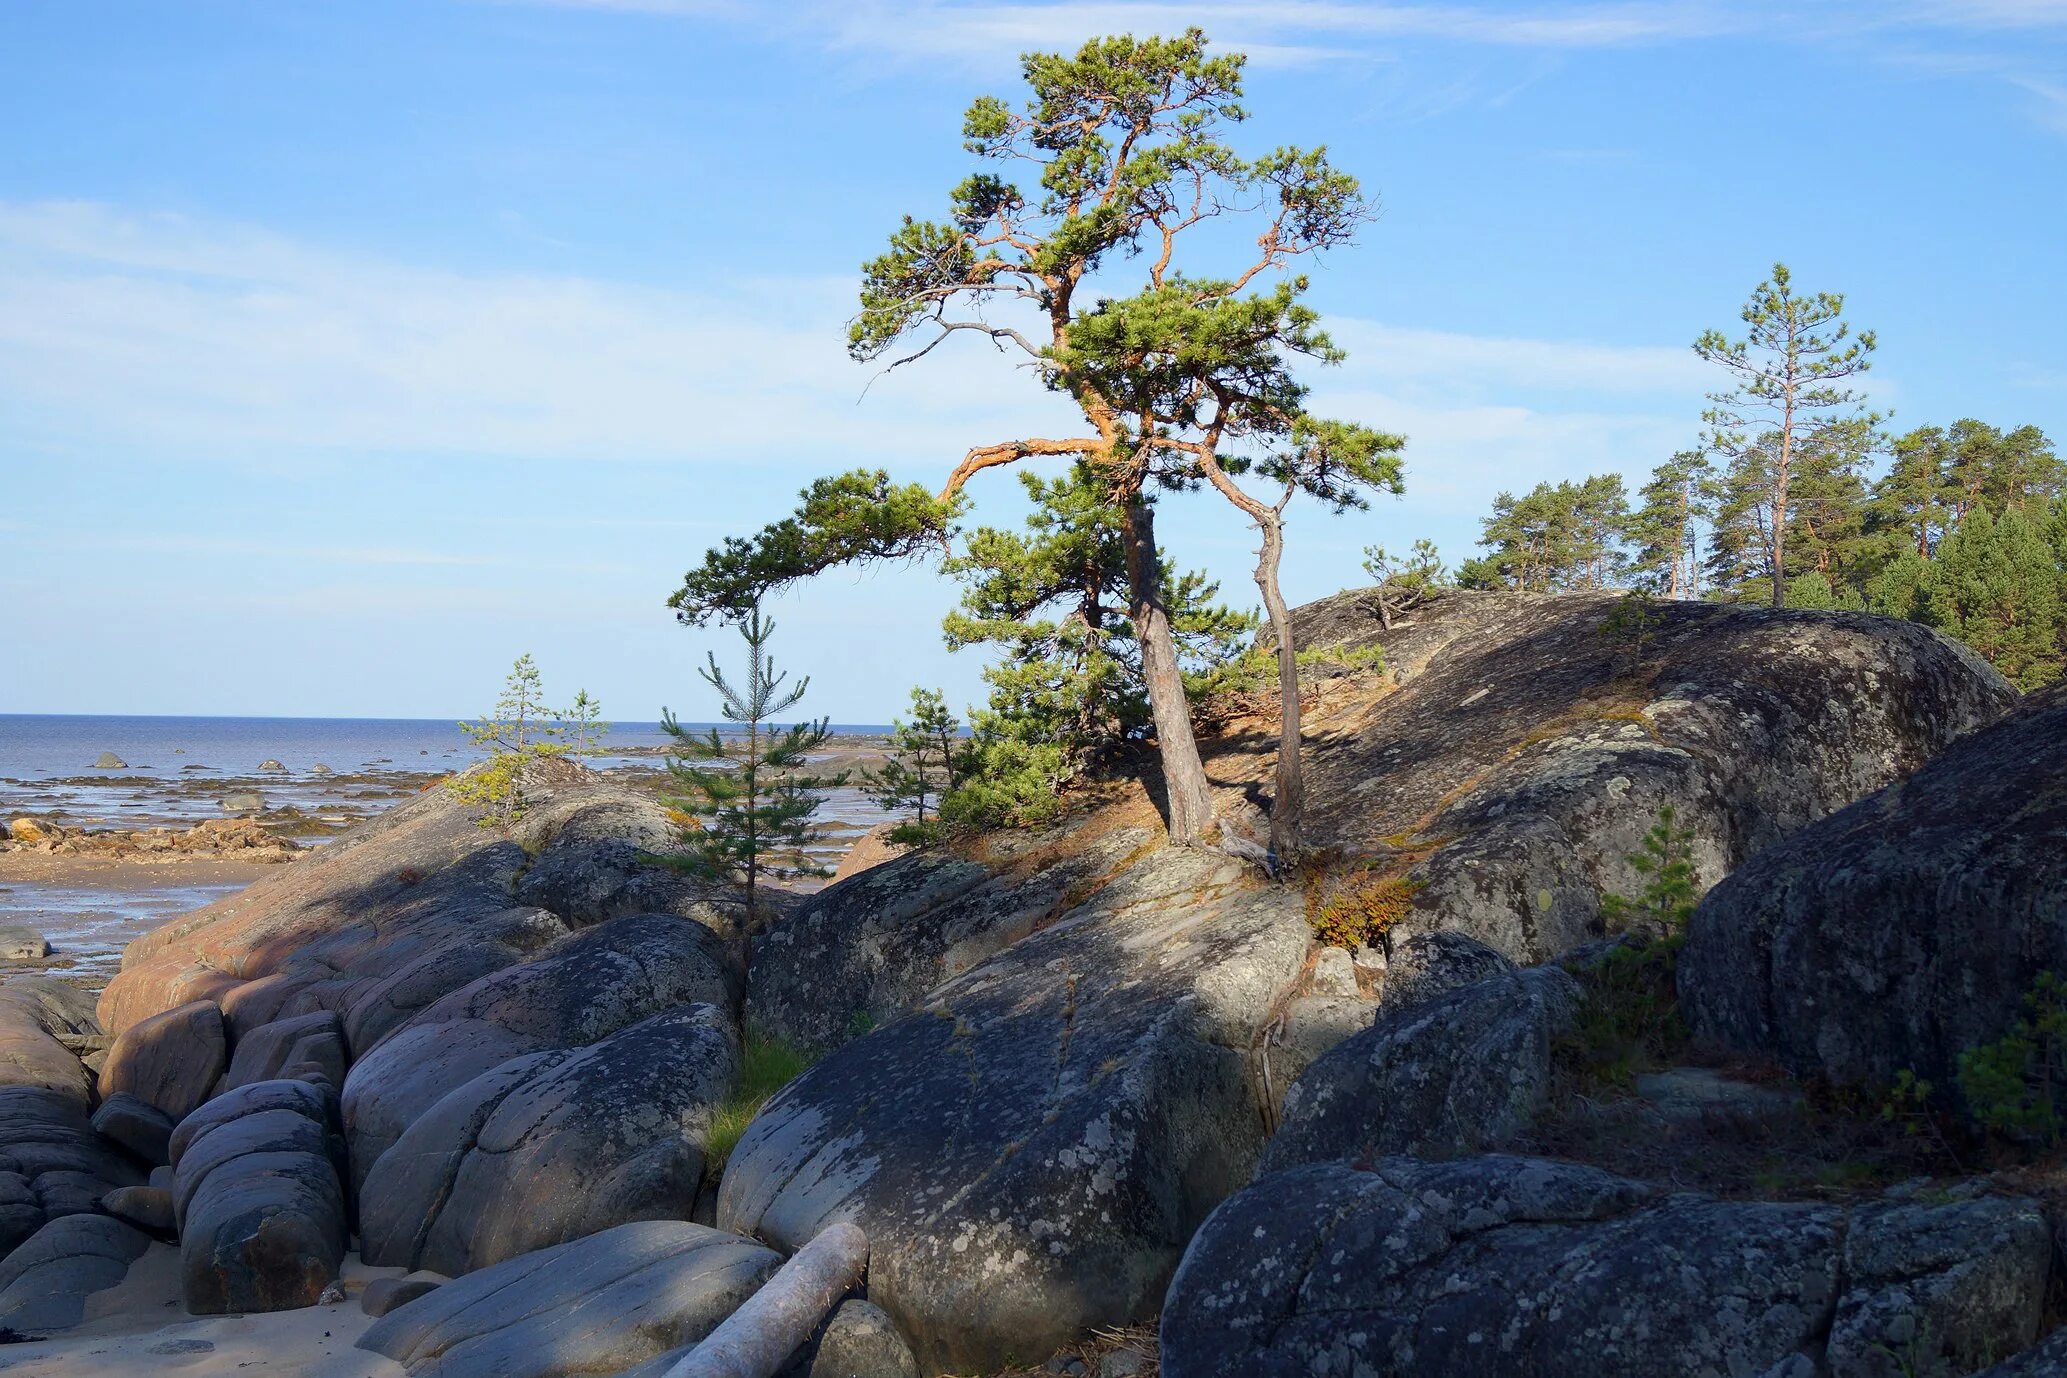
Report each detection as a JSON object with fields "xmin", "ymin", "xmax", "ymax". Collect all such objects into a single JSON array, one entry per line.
[{"xmin": 2, "ymin": 589, "xmax": 2062, "ymax": 1377}]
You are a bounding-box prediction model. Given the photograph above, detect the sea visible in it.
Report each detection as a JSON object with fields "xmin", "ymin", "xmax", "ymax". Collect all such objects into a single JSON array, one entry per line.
[{"xmin": 0, "ymin": 714, "xmax": 895, "ymax": 985}]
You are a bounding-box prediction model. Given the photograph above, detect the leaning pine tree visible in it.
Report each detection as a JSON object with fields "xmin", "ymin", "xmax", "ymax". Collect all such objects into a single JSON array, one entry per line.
[
  {"xmin": 661, "ymin": 609, "xmax": 846, "ymax": 957},
  {"xmin": 668, "ymin": 28, "xmax": 1401, "ymax": 853}
]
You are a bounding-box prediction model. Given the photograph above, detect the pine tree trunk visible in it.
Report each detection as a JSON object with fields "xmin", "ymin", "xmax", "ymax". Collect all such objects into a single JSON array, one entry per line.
[
  {"xmin": 1120, "ymin": 499, "xmax": 1214, "ymax": 845},
  {"xmin": 1254, "ymin": 513, "xmax": 1303, "ymax": 859}
]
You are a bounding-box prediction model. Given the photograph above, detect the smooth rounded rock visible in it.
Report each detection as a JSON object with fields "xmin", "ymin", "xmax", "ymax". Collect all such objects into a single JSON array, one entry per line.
[{"xmin": 100, "ymin": 1000, "xmax": 226, "ymax": 1121}]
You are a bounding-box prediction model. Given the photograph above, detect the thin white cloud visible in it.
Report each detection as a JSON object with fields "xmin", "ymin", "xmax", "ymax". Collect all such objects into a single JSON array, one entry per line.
[
  {"xmin": 0, "ymin": 200, "xmax": 1710, "ymax": 482},
  {"xmin": 0, "ymin": 200, "xmax": 1080, "ymax": 470}
]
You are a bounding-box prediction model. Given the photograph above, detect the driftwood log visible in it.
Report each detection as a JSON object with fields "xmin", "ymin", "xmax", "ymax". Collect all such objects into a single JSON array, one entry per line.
[{"xmin": 661, "ymin": 1223, "xmax": 869, "ymax": 1378}]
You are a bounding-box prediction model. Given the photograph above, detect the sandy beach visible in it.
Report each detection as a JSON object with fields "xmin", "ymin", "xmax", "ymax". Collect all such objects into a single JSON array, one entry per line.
[{"xmin": 0, "ymin": 1247, "xmax": 407, "ymax": 1377}]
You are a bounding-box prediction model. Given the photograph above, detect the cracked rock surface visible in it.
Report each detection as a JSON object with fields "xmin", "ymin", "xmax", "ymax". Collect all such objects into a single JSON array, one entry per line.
[
  {"xmin": 359, "ymin": 1001, "xmax": 738, "ymax": 1275},
  {"xmin": 719, "ymin": 844, "xmax": 1310, "ymax": 1374},
  {"xmin": 1683, "ymin": 682, "xmax": 2067, "ymax": 1103},
  {"xmin": 1161, "ymin": 1156, "xmax": 2050, "ymax": 1378}
]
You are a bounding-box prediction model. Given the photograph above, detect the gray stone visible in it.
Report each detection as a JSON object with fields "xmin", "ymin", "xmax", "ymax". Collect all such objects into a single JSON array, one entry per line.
[
  {"xmin": 1308, "ymin": 946, "xmax": 1358, "ymax": 997},
  {"xmin": 359, "ymin": 1003, "xmax": 738, "ymax": 1275},
  {"xmin": 338, "ymin": 906, "xmax": 570, "ymax": 1055},
  {"xmin": 1978, "ymin": 1327, "xmax": 2067, "ymax": 1376},
  {"xmin": 257, "ymin": 760, "xmax": 286, "ymax": 773},
  {"xmin": 1827, "ymin": 1191, "xmax": 2050, "ymax": 1378},
  {"xmin": 0, "ymin": 1213, "xmax": 150, "ymax": 1331},
  {"xmin": 341, "ymin": 912, "xmax": 736, "ymax": 1194},
  {"xmin": 223, "ymin": 1009, "xmax": 347, "ymax": 1090},
  {"xmin": 1379, "ymin": 930, "xmax": 1517, "ymax": 1010},
  {"xmin": 356, "ymin": 1220, "xmax": 779, "ymax": 1378},
  {"xmin": 1272, "ymin": 994, "xmax": 1375, "ymax": 1098},
  {"xmin": 1101, "ymin": 1350, "xmax": 1150, "ymax": 1378},
  {"xmin": 91, "ymin": 1091, "xmax": 175, "ymax": 1166},
  {"xmin": 168, "ymin": 1076, "xmax": 334, "ymax": 1168},
  {"xmin": 92, "ymin": 752, "xmax": 126, "ymax": 769},
  {"xmin": 718, "ymin": 845, "xmax": 1310, "ymax": 1374},
  {"xmin": 771, "ymin": 1299, "xmax": 921, "ymax": 1378},
  {"xmin": 173, "ymin": 1077, "xmax": 346, "ymax": 1314},
  {"xmin": 0, "ymin": 979, "xmax": 103, "ymax": 1109},
  {"xmin": 101, "ymin": 1184, "xmax": 176, "ymax": 1237},
  {"xmin": 1682, "ymin": 683, "xmax": 2067, "ymax": 1113},
  {"xmin": 99, "ymin": 999, "xmax": 226, "ymax": 1121},
  {"xmin": 0, "ymin": 1087, "xmax": 146, "ymax": 1256},
  {"xmin": 98, "ymin": 761, "xmax": 726, "ymax": 1049},
  {"xmin": 1160, "ymin": 1156, "xmax": 2051, "ymax": 1378},
  {"xmin": 219, "ymin": 791, "xmax": 265, "ymax": 814},
  {"xmin": 361, "ymin": 1273, "xmax": 443, "ymax": 1318},
  {"xmin": 748, "ymin": 823, "xmax": 1163, "ymax": 1055},
  {"xmin": 1631, "ymin": 1066, "xmax": 1805, "ymax": 1128},
  {"xmin": 0, "ymin": 927, "xmax": 49, "ymax": 962},
  {"xmin": 1263, "ymin": 963, "xmax": 1580, "ymax": 1173},
  {"xmin": 1280, "ymin": 588, "xmax": 2013, "ymax": 965}
]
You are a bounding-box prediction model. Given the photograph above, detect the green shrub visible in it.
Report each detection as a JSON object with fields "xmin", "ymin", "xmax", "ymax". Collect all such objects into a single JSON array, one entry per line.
[
  {"xmin": 1957, "ymin": 970, "xmax": 2067, "ymax": 1144},
  {"xmin": 937, "ymin": 738, "xmax": 1070, "ymax": 830},
  {"xmin": 1558, "ymin": 935, "xmax": 1687, "ymax": 1088}
]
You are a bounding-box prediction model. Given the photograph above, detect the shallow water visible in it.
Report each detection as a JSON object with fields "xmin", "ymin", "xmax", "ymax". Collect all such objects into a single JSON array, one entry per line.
[
  {"xmin": 0, "ymin": 877, "xmax": 251, "ymax": 986},
  {"xmin": 0, "ymin": 715, "xmax": 899, "ymax": 988}
]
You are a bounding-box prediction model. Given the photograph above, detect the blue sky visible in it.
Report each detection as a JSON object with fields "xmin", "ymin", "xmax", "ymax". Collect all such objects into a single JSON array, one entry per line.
[{"xmin": 3, "ymin": 1, "xmax": 2064, "ymax": 722}]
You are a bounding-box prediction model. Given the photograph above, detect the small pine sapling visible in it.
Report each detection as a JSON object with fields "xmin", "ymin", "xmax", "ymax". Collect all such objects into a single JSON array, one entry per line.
[
  {"xmin": 448, "ymin": 653, "xmax": 567, "ymax": 831},
  {"xmin": 1599, "ymin": 588, "xmax": 1664, "ymax": 674},
  {"xmin": 661, "ymin": 609, "xmax": 848, "ymax": 949},
  {"xmin": 865, "ymin": 687, "xmax": 963, "ymax": 847},
  {"xmin": 1599, "ymin": 804, "xmax": 1700, "ymax": 937},
  {"xmin": 563, "ymin": 689, "xmax": 609, "ymax": 757}
]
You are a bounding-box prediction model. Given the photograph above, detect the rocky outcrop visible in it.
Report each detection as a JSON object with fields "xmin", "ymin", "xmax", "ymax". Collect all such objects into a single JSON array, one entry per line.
[
  {"xmin": 222, "ymin": 1008, "xmax": 347, "ymax": 1089},
  {"xmin": 97, "ymin": 760, "xmax": 731, "ymax": 1037},
  {"xmin": 1161, "ymin": 1156, "xmax": 2050, "ymax": 1378},
  {"xmin": 0, "ymin": 979, "xmax": 102, "ymax": 1107},
  {"xmin": 356, "ymin": 1220, "xmax": 780, "ymax": 1378},
  {"xmin": 1250, "ymin": 589, "xmax": 2014, "ymax": 962},
  {"xmin": 341, "ymin": 911, "xmax": 735, "ymax": 1193},
  {"xmin": 0, "ymin": 1088, "xmax": 146, "ymax": 1255},
  {"xmin": 90, "ymin": 1092, "xmax": 175, "ymax": 1165},
  {"xmin": 100, "ymin": 999, "xmax": 226, "ymax": 1121},
  {"xmin": 359, "ymin": 1002, "xmax": 739, "ymax": 1275},
  {"xmin": 749, "ymin": 821, "xmax": 1161, "ymax": 1055},
  {"xmin": 0, "ymin": 1213, "xmax": 151, "ymax": 1331},
  {"xmin": 719, "ymin": 845, "xmax": 1309, "ymax": 1374},
  {"xmin": 1262, "ymin": 961, "xmax": 1579, "ymax": 1172},
  {"xmin": 1682, "ymin": 683, "xmax": 2067, "ymax": 1105},
  {"xmin": 171, "ymin": 1077, "xmax": 347, "ymax": 1314}
]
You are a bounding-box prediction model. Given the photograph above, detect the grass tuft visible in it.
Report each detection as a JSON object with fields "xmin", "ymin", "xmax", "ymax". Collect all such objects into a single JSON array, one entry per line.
[{"xmin": 707, "ymin": 1030, "xmax": 815, "ymax": 1171}]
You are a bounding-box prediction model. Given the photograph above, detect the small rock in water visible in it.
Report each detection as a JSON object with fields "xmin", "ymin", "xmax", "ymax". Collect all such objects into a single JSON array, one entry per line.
[
  {"xmin": 220, "ymin": 792, "xmax": 265, "ymax": 815},
  {"xmin": 310, "ymin": 763, "xmax": 334, "ymax": 777},
  {"xmin": 92, "ymin": 752, "xmax": 126, "ymax": 769},
  {"xmin": 257, "ymin": 759, "xmax": 286, "ymax": 773}
]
